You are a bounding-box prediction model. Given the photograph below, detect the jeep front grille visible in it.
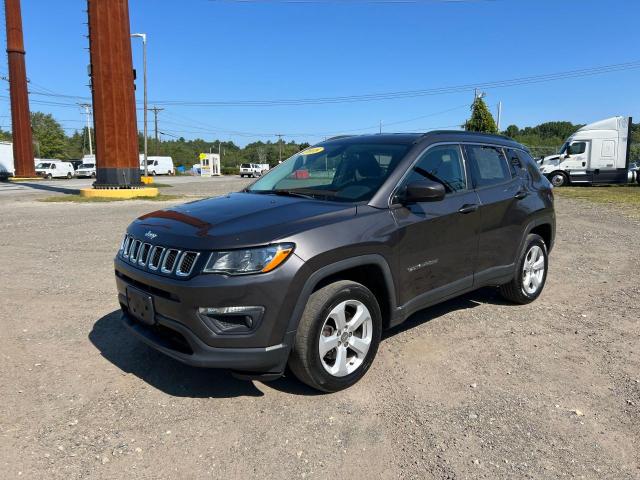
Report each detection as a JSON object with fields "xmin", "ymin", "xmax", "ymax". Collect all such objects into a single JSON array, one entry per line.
[{"xmin": 119, "ymin": 235, "xmax": 201, "ymax": 279}]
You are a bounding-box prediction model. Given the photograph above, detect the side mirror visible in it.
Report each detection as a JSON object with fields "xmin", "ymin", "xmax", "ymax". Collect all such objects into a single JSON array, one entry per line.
[{"xmin": 403, "ymin": 179, "xmax": 446, "ymax": 203}]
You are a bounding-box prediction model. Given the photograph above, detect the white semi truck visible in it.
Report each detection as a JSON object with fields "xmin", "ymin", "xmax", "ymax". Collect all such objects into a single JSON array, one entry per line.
[{"xmin": 539, "ymin": 116, "xmax": 636, "ymax": 186}]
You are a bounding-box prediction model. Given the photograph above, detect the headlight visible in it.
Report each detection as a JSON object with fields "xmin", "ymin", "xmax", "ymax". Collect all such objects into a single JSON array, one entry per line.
[{"xmin": 202, "ymin": 243, "xmax": 295, "ymax": 275}]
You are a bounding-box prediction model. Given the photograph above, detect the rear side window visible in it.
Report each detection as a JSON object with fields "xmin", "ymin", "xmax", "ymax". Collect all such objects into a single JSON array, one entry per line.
[
  {"xmin": 402, "ymin": 144, "xmax": 467, "ymax": 193},
  {"xmin": 464, "ymin": 145, "xmax": 511, "ymax": 187},
  {"xmin": 516, "ymin": 149, "xmax": 542, "ymax": 181},
  {"xmin": 505, "ymin": 148, "xmax": 524, "ymax": 178}
]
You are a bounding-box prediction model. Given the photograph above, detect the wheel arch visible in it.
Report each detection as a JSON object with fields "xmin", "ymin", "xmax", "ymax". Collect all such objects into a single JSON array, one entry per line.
[{"xmin": 286, "ymin": 255, "xmax": 397, "ymax": 333}]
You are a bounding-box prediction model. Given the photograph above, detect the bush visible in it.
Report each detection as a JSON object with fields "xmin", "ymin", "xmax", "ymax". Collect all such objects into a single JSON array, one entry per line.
[{"xmin": 222, "ymin": 167, "xmax": 239, "ymax": 175}]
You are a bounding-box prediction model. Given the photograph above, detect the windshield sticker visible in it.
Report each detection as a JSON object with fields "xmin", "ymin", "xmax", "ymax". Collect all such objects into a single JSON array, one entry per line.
[{"xmin": 301, "ymin": 147, "xmax": 325, "ymax": 156}]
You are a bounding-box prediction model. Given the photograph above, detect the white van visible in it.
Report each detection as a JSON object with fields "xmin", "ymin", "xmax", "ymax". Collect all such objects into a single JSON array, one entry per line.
[
  {"xmin": 539, "ymin": 116, "xmax": 635, "ymax": 186},
  {"xmin": 75, "ymin": 161, "xmax": 96, "ymax": 178},
  {"xmin": 35, "ymin": 160, "xmax": 75, "ymax": 179},
  {"xmin": 139, "ymin": 155, "xmax": 175, "ymax": 176}
]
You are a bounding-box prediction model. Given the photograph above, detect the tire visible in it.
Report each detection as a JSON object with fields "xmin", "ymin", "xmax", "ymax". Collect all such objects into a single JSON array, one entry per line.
[
  {"xmin": 67, "ymin": 172, "xmax": 72, "ymax": 179},
  {"xmin": 499, "ymin": 233, "xmax": 548, "ymax": 304},
  {"xmin": 151, "ymin": 171, "xmax": 156, "ymax": 176},
  {"xmin": 549, "ymin": 171, "xmax": 568, "ymax": 187},
  {"xmin": 91, "ymin": 173, "xmax": 96, "ymax": 178},
  {"xmin": 46, "ymin": 174, "xmax": 52, "ymax": 180},
  {"xmin": 288, "ymin": 280, "xmax": 382, "ymax": 392}
]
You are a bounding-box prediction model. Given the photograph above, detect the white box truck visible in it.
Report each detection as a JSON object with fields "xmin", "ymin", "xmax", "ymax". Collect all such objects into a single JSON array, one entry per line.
[
  {"xmin": 539, "ymin": 116, "xmax": 637, "ymax": 186},
  {"xmin": 0, "ymin": 141, "xmax": 14, "ymax": 179}
]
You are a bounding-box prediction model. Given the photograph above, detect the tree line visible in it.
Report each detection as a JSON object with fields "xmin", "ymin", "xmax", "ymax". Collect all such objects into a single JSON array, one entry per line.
[{"xmin": 0, "ymin": 108, "xmax": 637, "ymax": 170}]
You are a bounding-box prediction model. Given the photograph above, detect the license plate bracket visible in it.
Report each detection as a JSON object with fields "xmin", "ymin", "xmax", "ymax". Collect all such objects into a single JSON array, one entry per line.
[{"xmin": 126, "ymin": 287, "xmax": 155, "ymax": 326}]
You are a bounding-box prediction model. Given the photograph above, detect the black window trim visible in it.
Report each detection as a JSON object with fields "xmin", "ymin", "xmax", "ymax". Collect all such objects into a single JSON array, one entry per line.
[{"xmin": 388, "ymin": 142, "xmax": 470, "ymax": 207}]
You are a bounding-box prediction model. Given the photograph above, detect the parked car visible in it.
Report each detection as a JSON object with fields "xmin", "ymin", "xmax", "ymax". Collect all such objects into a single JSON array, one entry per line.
[
  {"xmin": 35, "ymin": 160, "xmax": 75, "ymax": 179},
  {"xmin": 140, "ymin": 156, "xmax": 175, "ymax": 176},
  {"xmin": 75, "ymin": 161, "xmax": 96, "ymax": 178},
  {"xmin": 115, "ymin": 131, "xmax": 555, "ymax": 392},
  {"xmin": 239, "ymin": 163, "xmax": 268, "ymax": 177}
]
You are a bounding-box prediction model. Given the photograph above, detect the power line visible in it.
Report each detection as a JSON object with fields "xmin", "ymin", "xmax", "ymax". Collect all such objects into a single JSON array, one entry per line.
[{"xmin": 22, "ymin": 60, "xmax": 640, "ymax": 108}]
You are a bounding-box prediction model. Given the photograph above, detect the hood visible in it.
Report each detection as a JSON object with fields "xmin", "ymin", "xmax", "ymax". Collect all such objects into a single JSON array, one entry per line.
[{"xmin": 127, "ymin": 192, "xmax": 356, "ymax": 250}]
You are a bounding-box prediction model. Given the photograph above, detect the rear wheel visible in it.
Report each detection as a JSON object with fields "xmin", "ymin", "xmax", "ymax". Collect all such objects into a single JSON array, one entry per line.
[
  {"xmin": 46, "ymin": 173, "xmax": 52, "ymax": 180},
  {"xmin": 499, "ymin": 234, "xmax": 548, "ymax": 304},
  {"xmin": 549, "ymin": 171, "xmax": 568, "ymax": 187},
  {"xmin": 288, "ymin": 281, "xmax": 382, "ymax": 392},
  {"xmin": 66, "ymin": 172, "xmax": 72, "ymax": 179}
]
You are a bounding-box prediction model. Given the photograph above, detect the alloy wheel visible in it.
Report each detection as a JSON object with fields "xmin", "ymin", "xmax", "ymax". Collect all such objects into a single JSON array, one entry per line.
[{"xmin": 318, "ymin": 300, "xmax": 373, "ymax": 377}]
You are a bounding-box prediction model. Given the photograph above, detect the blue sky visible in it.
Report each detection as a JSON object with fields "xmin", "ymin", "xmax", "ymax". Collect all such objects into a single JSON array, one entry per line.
[{"xmin": 2, "ymin": 0, "xmax": 639, "ymax": 146}]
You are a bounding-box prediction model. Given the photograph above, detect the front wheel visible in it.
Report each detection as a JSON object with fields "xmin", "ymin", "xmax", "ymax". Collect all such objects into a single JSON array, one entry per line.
[
  {"xmin": 499, "ymin": 233, "xmax": 548, "ymax": 304},
  {"xmin": 549, "ymin": 172, "xmax": 568, "ymax": 187},
  {"xmin": 288, "ymin": 280, "xmax": 382, "ymax": 392}
]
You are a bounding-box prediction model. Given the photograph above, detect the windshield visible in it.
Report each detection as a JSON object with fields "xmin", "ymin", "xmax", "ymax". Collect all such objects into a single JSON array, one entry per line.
[
  {"xmin": 247, "ymin": 141, "xmax": 411, "ymax": 203},
  {"xmin": 559, "ymin": 142, "xmax": 569, "ymax": 154},
  {"xmin": 36, "ymin": 163, "xmax": 52, "ymax": 169},
  {"xmin": 241, "ymin": 163, "xmax": 252, "ymax": 168},
  {"xmin": 79, "ymin": 163, "xmax": 94, "ymax": 169}
]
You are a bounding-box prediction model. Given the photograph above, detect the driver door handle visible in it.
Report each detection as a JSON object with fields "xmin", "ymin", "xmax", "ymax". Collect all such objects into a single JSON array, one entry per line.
[
  {"xmin": 514, "ymin": 190, "xmax": 528, "ymax": 199},
  {"xmin": 458, "ymin": 204, "xmax": 479, "ymax": 214}
]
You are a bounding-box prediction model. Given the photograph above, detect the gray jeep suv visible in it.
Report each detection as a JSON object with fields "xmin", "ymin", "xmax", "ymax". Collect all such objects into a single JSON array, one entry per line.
[{"xmin": 115, "ymin": 131, "xmax": 555, "ymax": 392}]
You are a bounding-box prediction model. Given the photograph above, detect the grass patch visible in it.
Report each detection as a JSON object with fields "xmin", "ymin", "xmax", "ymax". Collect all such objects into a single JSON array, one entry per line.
[
  {"xmin": 555, "ymin": 185, "xmax": 640, "ymax": 207},
  {"xmin": 39, "ymin": 194, "xmax": 183, "ymax": 203}
]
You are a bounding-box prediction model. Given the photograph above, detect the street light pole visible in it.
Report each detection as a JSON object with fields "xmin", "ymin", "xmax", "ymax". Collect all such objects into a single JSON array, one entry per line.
[{"xmin": 131, "ymin": 33, "xmax": 148, "ymax": 177}]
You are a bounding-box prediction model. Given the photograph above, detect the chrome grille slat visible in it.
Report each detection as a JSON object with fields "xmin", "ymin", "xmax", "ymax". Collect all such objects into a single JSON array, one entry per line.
[
  {"xmin": 148, "ymin": 246, "xmax": 165, "ymax": 270},
  {"xmin": 176, "ymin": 251, "xmax": 199, "ymax": 277},
  {"xmin": 138, "ymin": 243, "xmax": 152, "ymax": 266},
  {"xmin": 129, "ymin": 239, "xmax": 142, "ymax": 263},
  {"xmin": 161, "ymin": 249, "xmax": 180, "ymax": 274}
]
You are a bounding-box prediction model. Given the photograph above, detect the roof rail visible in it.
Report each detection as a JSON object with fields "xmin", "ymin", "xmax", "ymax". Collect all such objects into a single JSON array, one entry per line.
[{"xmin": 423, "ymin": 130, "xmax": 514, "ymax": 141}]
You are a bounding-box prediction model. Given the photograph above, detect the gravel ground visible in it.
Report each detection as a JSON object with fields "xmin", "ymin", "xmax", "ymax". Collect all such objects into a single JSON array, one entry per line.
[{"xmin": 1, "ymin": 178, "xmax": 639, "ymax": 479}]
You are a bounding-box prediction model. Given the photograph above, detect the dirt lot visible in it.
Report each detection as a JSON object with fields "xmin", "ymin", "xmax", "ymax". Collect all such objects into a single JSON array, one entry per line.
[{"xmin": 1, "ymin": 178, "xmax": 639, "ymax": 479}]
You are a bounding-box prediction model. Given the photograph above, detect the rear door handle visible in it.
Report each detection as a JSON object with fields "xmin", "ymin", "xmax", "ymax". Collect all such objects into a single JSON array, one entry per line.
[
  {"xmin": 514, "ymin": 190, "xmax": 528, "ymax": 199},
  {"xmin": 458, "ymin": 204, "xmax": 479, "ymax": 214}
]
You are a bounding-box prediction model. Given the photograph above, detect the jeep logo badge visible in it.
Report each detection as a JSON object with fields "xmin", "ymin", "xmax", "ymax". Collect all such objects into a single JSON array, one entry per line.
[{"xmin": 144, "ymin": 231, "xmax": 158, "ymax": 240}]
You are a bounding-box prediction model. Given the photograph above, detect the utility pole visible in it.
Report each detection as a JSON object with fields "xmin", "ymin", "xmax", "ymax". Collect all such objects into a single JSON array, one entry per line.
[
  {"xmin": 79, "ymin": 103, "xmax": 93, "ymax": 156},
  {"xmin": 4, "ymin": 0, "xmax": 35, "ymax": 178},
  {"xmin": 150, "ymin": 106, "xmax": 163, "ymax": 155},
  {"xmin": 276, "ymin": 134, "xmax": 284, "ymax": 163},
  {"xmin": 87, "ymin": 0, "xmax": 141, "ymax": 187},
  {"xmin": 497, "ymin": 101, "xmax": 503, "ymax": 131},
  {"xmin": 131, "ymin": 33, "xmax": 147, "ymax": 175},
  {"xmin": 379, "ymin": 120, "xmax": 382, "ymax": 134}
]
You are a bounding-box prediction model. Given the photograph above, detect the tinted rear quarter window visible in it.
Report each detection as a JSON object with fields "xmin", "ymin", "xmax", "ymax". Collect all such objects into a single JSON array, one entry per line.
[
  {"xmin": 464, "ymin": 145, "xmax": 511, "ymax": 188},
  {"xmin": 516, "ymin": 149, "xmax": 542, "ymax": 181}
]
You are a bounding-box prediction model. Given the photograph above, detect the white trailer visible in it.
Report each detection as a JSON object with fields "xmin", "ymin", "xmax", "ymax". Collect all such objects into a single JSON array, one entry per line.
[
  {"xmin": 0, "ymin": 141, "xmax": 14, "ymax": 178},
  {"xmin": 539, "ymin": 116, "xmax": 636, "ymax": 186}
]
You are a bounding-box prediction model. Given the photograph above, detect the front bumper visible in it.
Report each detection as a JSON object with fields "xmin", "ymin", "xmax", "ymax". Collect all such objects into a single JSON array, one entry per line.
[
  {"xmin": 114, "ymin": 253, "xmax": 307, "ymax": 373},
  {"xmin": 121, "ymin": 311, "xmax": 294, "ymax": 373}
]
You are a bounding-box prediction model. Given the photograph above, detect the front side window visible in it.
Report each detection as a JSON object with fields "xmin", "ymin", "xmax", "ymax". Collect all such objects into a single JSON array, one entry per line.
[
  {"xmin": 465, "ymin": 145, "xmax": 511, "ymax": 188},
  {"xmin": 567, "ymin": 142, "xmax": 586, "ymax": 155},
  {"xmin": 400, "ymin": 144, "xmax": 466, "ymax": 193},
  {"xmin": 248, "ymin": 141, "xmax": 411, "ymax": 203}
]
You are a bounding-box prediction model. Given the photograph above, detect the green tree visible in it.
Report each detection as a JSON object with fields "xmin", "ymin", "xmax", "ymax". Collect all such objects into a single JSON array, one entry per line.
[
  {"xmin": 464, "ymin": 97, "xmax": 498, "ymax": 134},
  {"xmin": 31, "ymin": 112, "xmax": 68, "ymax": 159},
  {"xmin": 504, "ymin": 125, "xmax": 520, "ymax": 138},
  {"xmin": 0, "ymin": 128, "xmax": 11, "ymax": 142}
]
